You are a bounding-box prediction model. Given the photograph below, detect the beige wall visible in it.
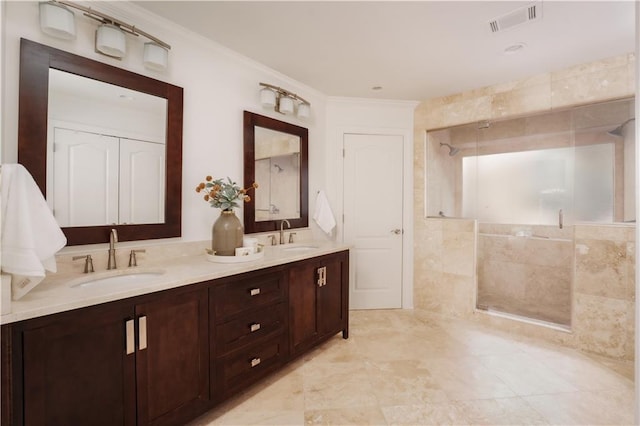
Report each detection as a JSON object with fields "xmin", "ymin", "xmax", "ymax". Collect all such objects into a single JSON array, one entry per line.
[
  {"xmin": 477, "ymin": 224, "xmax": 574, "ymax": 327},
  {"xmin": 414, "ymin": 53, "xmax": 636, "ymax": 360},
  {"xmin": 574, "ymin": 224, "xmax": 635, "ymax": 360}
]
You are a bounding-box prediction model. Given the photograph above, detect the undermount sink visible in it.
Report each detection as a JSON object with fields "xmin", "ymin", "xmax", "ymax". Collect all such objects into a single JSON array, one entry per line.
[
  {"xmin": 70, "ymin": 269, "xmax": 166, "ymax": 289},
  {"xmin": 281, "ymin": 245, "xmax": 320, "ymax": 252}
]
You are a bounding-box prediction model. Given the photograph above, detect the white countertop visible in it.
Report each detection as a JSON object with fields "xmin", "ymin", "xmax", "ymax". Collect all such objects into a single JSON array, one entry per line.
[{"xmin": 1, "ymin": 242, "xmax": 350, "ymax": 325}]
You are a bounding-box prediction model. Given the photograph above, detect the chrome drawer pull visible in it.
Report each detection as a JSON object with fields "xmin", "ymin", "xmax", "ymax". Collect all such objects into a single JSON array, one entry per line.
[
  {"xmin": 250, "ymin": 357, "xmax": 261, "ymax": 367},
  {"xmin": 249, "ymin": 288, "xmax": 261, "ymax": 296},
  {"xmin": 317, "ymin": 266, "xmax": 327, "ymax": 287},
  {"xmin": 125, "ymin": 319, "xmax": 135, "ymax": 355},
  {"xmin": 250, "ymin": 323, "xmax": 261, "ymax": 332},
  {"xmin": 139, "ymin": 316, "xmax": 148, "ymax": 351}
]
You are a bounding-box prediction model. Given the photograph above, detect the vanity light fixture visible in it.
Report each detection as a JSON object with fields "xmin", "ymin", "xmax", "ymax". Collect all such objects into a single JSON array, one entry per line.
[
  {"xmin": 39, "ymin": 1, "xmax": 76, "ymax": 40},
  {"xmin": 143, "ymin": 42, "xmax": 169, "ymax": 71},
  {"xmin": 95, "ymin": 23, "xmax": 126, "ymax": 58},
  {"xmin": 279, "ymin": 95, "xmax": 295, "ymax": 115},
  {"xmin": 259, "ymin": 82, "xmax": 311, "ymax": 119},
  {"xmin": 297, "ymin": 102, "xmax": 310, "ymax": 119},
  {"xmin": 260, "ymin": 87, "xmax": 277, "ymax": 108},
  {"xmin": 39, "ymin": 0, "xmax": 171, "ymax": 69}
]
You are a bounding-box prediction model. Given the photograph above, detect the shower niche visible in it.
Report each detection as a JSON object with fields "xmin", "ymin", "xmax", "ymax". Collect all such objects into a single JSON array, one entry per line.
[{"xmin": 426, "ymin": 97, "xmax": 635, "ymax": 327}]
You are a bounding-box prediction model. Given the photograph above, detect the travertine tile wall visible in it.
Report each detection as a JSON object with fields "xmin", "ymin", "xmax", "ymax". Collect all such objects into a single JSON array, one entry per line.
[
  {"xmin": 414, "ymin": 53, "xmax": 636, "ymax": 360},
  {"xmin": 477, "ymin": 224, "xmax": 574, "ymax": 327},
  {"xmin": 416, "ymin": 53, "xmax": 635, "ymax": 131},
  {"xmin": 573, "ymin": 224, "xmax": 635, "ymax": 360},
  {"xmin": 414, "ymin": 219, "xmax": 476, "ymax": 318}
]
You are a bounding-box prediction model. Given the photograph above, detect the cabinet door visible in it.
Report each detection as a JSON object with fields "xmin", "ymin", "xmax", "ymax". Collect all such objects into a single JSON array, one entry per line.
[
  {"xmin": 289, "ymin": 252, "xmax": 350, "ymax": 356},
  {"xmin": 22, "ymin": 303, "xmax": 136, "ymax": 426},
  {"xmin": 288, "ymin": 261, "xmax": 319, "ymax": 354},
  {"xmin": 318, "ymin": 254, "xmax": 348, "ymax": 337},
  {"xmin": 135, "ymin": 287, "xmax": 210, "ymax": 426}
]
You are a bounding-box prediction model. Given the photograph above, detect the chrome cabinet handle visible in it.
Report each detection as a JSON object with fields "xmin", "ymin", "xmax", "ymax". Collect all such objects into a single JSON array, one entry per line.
[
  {"xmin": 250, "ymin": 357, "xmax": 261, "ymax": 367},
  {"xmin": 317, "ymin": 266, "xmax": 327, "ymax": 287},
  {"xmin": 139, "ymin": 316, "xmax": 147, "ymax": 350},
  {"xmin": 250, "ymin": 288, "xmax": 261, "ymax": 296},
  {"xmin": 250, "ymin": 323, "xmax": 261, "ymax": 332},
  {"xmin": 125, "ymin": 319, "xmax": 135, "ymax": 355}
]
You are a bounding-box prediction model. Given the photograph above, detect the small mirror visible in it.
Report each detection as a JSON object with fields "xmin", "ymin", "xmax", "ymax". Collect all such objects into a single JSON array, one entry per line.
[{"xmin": 243, "ymin": 111, "xmax": 308, "ymax": 233}]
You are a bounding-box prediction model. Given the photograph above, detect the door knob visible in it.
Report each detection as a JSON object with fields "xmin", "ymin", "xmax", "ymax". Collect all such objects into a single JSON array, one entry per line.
[{"xmin": 390, "ymin": 229, "xmax": 402, "ymax": 235}]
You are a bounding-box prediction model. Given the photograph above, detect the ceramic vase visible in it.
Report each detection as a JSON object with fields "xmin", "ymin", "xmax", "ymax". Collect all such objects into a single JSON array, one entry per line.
[{"xmin": 212, "ymin": 210, "xmax": 243, "ymax": 256}]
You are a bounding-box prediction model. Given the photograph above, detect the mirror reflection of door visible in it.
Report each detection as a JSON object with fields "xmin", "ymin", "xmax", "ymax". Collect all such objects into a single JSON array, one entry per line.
[
  {"xmin": 254, "ymin": 126, "xmax": 301, "ymax": 222},
  {"xmin": 47, "ymin": 69, "xmax": 167, "ymax": 227}
]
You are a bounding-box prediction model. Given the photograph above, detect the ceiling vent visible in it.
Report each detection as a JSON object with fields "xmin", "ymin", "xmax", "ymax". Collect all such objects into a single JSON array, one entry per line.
[{"xmin": 489, "ymin": 2, "xmax": 541, "ymax": 33}]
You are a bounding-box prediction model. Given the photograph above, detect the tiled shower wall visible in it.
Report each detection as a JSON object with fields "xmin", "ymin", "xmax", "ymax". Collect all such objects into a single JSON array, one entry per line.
[
  {"xmin": 573, "ymin": 224, "xmax": 635, "ymax": 360},
  {"xmin": 477, "ymin": 224, "xmax": 574, "ymax": 327},
  {"xmin": 413, "ymin": 53, "xmax": 636, "ymax": 360}
]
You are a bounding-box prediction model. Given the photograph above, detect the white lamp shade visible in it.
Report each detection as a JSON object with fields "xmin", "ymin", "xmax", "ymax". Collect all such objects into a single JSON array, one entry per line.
[
  {"xmin": 260, "ymin": 88, "xmax": 276, "ymax": 108},
  {"xmin": 95, "ymin": 24, "xmax": 126, "ymax": 58},
  {"xmin": 39, "ymin": 2, "xmax": 76, "ymax": 40},
  {"xmin": 297, "ymin": 102, "xmax": 310, "ymax": 119},
  {"xmin": 279, "ymin": 96, "xmax": 294, "ymax": 114},
  {"xmin": 143, "ymin": 42, "xmax": 168, "ymax": 71}
]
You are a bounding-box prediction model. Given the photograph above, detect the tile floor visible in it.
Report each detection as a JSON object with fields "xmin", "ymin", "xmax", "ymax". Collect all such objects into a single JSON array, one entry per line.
[{"xmin": 189, "ymin": 309, "xmax": 635, "ymax": 425}]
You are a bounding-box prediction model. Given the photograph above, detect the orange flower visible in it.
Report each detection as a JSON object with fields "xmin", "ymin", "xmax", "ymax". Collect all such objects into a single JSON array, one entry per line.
[{"xmin": 196, "ymin": 175, "xmax": 258, "ymax": 210}]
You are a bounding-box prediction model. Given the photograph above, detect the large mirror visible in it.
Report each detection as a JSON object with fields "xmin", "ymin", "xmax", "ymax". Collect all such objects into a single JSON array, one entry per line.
[
  {"xmin": 18, "ymin": 39, "xmax": 183, "ymax": 245},
  {"xmin": 243, "ymin": 111, "xmax": 308, "ymax": 233}
]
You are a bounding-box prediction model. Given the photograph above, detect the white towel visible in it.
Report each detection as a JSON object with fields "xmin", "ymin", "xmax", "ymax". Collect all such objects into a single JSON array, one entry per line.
[
  {"xmin": 1, "ymin": 164, "xmax": 66, "ymax": 300},
  {"xmin": 313, "ymin": 190, "xmax": 336, "ymax": 235}
]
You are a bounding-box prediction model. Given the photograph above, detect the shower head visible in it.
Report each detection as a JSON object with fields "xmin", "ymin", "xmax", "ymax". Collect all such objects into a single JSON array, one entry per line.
[
  {"xmin": 608, "ymin": 118, "xmax": 635, "ymax": 137},
  {"xmin": 439, "ymin": 142, "xmax": 460, "ymax": 156}
]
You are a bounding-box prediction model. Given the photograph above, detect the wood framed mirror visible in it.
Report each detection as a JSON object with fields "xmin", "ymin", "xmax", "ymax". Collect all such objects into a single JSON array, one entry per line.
[
  {"xmin": 18, "ymin": 39, "xmax": 183, "ymax": 245},
  {"xmin": 243, "ymin": 111, "xmax": 308, "ymax": 233}
]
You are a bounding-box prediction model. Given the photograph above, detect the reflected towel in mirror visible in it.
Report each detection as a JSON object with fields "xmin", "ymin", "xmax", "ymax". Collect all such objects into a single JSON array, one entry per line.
[
  {"xmin": 1, "ymin": 164, "xmax": 66, "ymax": 300},
  {"xmin": 313, "ymin": 190, "xmax": 336, "ymax": 235}
]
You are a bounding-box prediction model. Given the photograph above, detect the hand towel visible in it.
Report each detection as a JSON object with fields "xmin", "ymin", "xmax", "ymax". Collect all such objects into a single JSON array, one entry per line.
[
  {"xmin": 313, "ymin": 190, "xmax": 336, "ymax": 235},
  {"xmin": 1, "ymin": 164, "xmax": 66, "ymax": 300}
]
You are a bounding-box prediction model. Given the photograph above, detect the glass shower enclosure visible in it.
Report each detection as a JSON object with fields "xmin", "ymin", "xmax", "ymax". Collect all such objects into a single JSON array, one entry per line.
[{"xmin": 426, "ymin": 97, "xmax": 635, "ymax": 327}]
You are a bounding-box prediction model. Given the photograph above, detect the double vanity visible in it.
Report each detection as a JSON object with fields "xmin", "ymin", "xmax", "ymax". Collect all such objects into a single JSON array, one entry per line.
[
  {"xmin": 6, "ymin": 38, "xmax": 340, "ymax": 426},
  {"xmin": 1, "ymin": 242, "xmax": 350, "ymax": 425}
]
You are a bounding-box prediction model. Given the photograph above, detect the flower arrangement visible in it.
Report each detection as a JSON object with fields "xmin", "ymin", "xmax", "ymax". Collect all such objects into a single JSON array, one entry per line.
[{"xmin": 195, "ymin": 176, "xmax": 258, "ymax": 211}]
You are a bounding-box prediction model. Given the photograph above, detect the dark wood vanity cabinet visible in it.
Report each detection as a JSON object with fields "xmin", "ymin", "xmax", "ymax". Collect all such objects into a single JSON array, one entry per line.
[
  {"xmin": 19, "ymin": 302, "xmax": 138, "ymax": 426},
  {"xmin": 1, "ymin": 250, "xmax": 349, "ymax": 426},
  {"xmin": 289, "ymin": 251, "xmax": 349, "ymax": 356},
  {"xmin": 211, "ymin": 269, "xmax": 289, "ymax": 398},
  {"xmin": 135, "ymin": 288, "xmax": 210, "ymax": 425},
  {"xmin": 3, "ymin": 286, "xmax": 210, "ymax": 426}
]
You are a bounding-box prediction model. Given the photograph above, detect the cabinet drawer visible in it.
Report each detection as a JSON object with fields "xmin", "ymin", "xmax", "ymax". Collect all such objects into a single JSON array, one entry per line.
[
  {"xmin": 216, "ymin": 303, "xmax": 286, "ymax": 356},
  {"xmin": 216, "ymin": 335, "xmax": 287, "ymax": 395},
  {"xmin": 213, "ymin": 271, "xmax": 285, "ymax": 319}
]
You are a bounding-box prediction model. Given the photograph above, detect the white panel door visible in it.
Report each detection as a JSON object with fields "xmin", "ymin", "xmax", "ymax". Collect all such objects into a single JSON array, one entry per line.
[
  {"xmin": 119, "ymin": 139, "xmax": 165, "ymax": 224},
  {"xmin": 53, "ymin": 128, "xmax": 118, "ymax": 227},
  {"xmin": 344, "ymin": 133, "xmax": 404, "ymax": 309}
]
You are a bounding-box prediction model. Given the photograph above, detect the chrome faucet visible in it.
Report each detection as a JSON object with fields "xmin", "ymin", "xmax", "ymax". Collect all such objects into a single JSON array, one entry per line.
[
  {"xmin": 279, "ymin": 219, "xmax": 291, "ymax": 244},
  {"xmin": 107, "ymin": 228, "xmax": 118, "ymax": 270}
]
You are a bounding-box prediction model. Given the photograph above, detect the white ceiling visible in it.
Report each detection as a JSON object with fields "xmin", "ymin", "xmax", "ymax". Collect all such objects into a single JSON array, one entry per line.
[{"xmin": 134, "ymin": 1, "xmax": 636, "ymax": 101}]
